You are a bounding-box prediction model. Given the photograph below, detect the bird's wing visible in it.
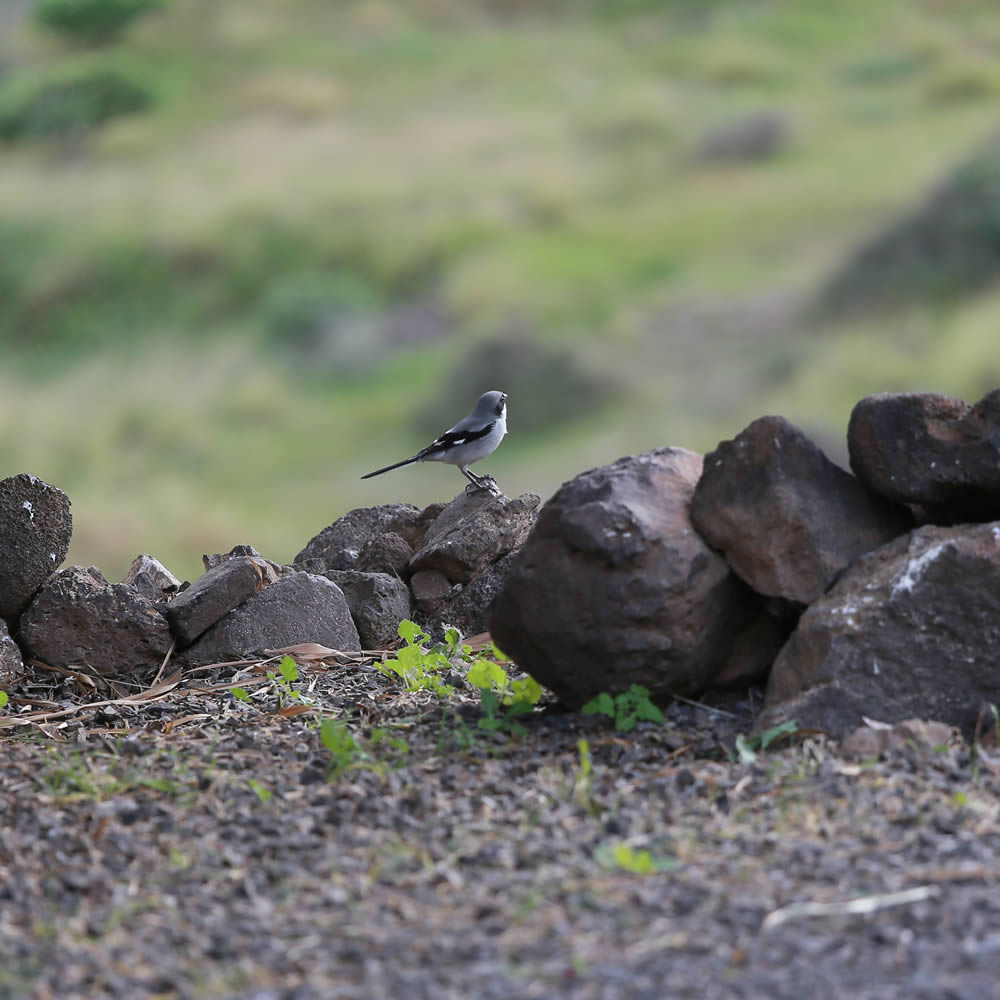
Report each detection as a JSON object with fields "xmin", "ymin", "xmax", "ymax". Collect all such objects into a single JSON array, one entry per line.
[{"xmin": 416, "ymin": 420, "xmax": 496, "ymax": 459}]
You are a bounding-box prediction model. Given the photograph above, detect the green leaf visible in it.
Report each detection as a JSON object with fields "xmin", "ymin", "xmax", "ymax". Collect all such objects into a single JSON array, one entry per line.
[
  {"xmin": 508, "ymin": 675, "xmax": 543, "ymax": 706},
  {"xmin": 247, "ymin": 778, "xmax": 272, "ymax": 803},
  {"xmin": 480, "ymin": 689, "xmax": 500, "ymax": 717},
  {"xmin": 758, "ymin": 719, "xmax": 798, "ymax": 750},
  {"xmin": 636, "ymin": 700, "xmax": 664, "ymax": 723},
  {"xmin": 278, "ymin": 656, "xmax": 298, "ymax": 683},
  {"xmin": 231, "ymin": 687, "xmax": 250, "ymax": 702},
  {"xmin": 397, "ymin": 619, "xmax": 425, "ymax": 646},
  {"xmin": 734, "ymin": 734, "xmax": 757, "ymax": 765},
  {"xmin": 582, "ymin": 692, "xmax": 615, "ymax": 717},
  {"xmin": 0, "ymin": 690, "xmax": 10, "ymax": 709},
  {"xmin": 466, "ymin": 659, "xmax": 508, "ymax": 690}
]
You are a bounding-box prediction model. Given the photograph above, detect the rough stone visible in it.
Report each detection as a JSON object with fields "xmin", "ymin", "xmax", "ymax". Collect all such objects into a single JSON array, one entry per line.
[
  {"xmin": 121, "ymin": 554, "xmax": 181, "ymax": 603},
  {"xmin": 165, "ymin": 557, "xmax": 265, "ymax": 648},
  {"xmin": 183, "ymin": 572, "xmax": 360, "ymax": 664},
  {"xmin": 19, "ymin": 566, "xmax": 172, "ymax": 679},
  {"xmin": 0, "ymin": 474, "xmax": 73, "ymax": 624},
  {"xmin": 695, "ymin": 111, "xmax": 789, "ymax": 163},
  {"xmin": 490, "ymin": 448, "xmax": 760, "ymax": 708},
  {"xmin": 409, "ymin": 491, "xmax": 540, "ymax": 584},
  {"xmin": 202, "ymin": 544, "xmax": 288, "ymax": 580},
  {"xmin": 758, "ymin": 521, "xmax": 1000, "ymax": 739},
  {"xmin": 692, "ymin": 415, "xmax": 910, "ymax": 605},
  {"xmin": 355, "ymin": 532, "xmax": 413, "ymax": 577},
  {"xmin": 0, "ymin": 619, "xmax": 24, "ymax": 690},
  {"xmin": 418, "ymin": 552, "xmax": 518, "ymax": 643},
  {"xmin": 325, "ymin": 570, "xmax": 412, "ymax": 649},
  {"xmin": 294, "ymin": 504, "xmax": 421, "ymax": 573},
  {"xmin": 409, "ymin": 569, "xmax": 453, "ymax": 615},
  {"xmin": 848, "ymin": 390, "xmax": 1000, "ymax": 522},
  {"xmin": 712, "ymin": 607, "xmax": 797, "ymax": 689}
]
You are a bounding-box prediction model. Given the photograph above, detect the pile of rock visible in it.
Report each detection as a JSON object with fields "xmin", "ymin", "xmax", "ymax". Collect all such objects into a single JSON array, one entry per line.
[
  {"xmin": 490, "ymin": 389, "xmax": 1000, "ymax": 738},
  {"xmin": 0, "ymin": 479, "xmax": 538, "ymax": 688},
  {"xmin": 2, "ymin": 388, "xmax": 998, "ymax": 741}
]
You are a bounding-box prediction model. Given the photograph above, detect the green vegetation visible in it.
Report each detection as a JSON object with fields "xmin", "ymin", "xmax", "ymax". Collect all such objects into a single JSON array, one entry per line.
[
  {"xmin": 1, "ymin": 0, "xmax": 998, "ymax": 577},
  {"xmin": 582, "ymin": 685, "xmax": 665, "ymax": 732},
  {"xmin": 733, "ymin": 719, "xmax": 799, "ymax": 764},
  {"xmin": 36, "ymin": 0, "xmax": 163, "ymax": 44}
]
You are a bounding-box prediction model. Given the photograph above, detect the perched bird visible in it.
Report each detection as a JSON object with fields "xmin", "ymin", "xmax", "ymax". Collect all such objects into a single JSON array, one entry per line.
[{"xmin": 362, "ymin": 390, "xmax": 508, "ymax": 493}]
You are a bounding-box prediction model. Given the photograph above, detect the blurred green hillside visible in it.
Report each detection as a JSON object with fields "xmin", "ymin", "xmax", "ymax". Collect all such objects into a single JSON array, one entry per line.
[{"xmin": 1, "ymin": 0, "xmax": 999, "ymax": 581}]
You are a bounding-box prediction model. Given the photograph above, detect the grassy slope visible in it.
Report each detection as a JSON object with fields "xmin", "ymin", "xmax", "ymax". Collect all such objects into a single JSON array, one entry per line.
[{"xmin": 1, "ymin": 0, "xmax": 999, "ymax": 579}]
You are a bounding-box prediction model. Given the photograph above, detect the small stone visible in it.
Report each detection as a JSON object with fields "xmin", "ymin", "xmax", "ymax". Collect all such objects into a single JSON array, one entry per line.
[
  {"xmin": 409, "ymin": 491, "xmax": 540, "ymax": 584},
  {"xmin": 0, "ymin": 619, "xmax": 24, "ymax": 690},
  {"xmin": 294, "ymin": 504, "xmax": 421, "ymax": 573},
  {"xmin": 355, "ymin": 532, "xmax": 413, "ymax": 577},
  {"xmin": 409, "ymin": 569, "xmax": 453, "ymax": 615},
  {"xmin": 325, "ymin": 570, "xmax": 412, "ymax": 649},
  {"xmin": 183, "ymin": 572, "xmax": 360, "ymax": 664},
  {"xmin": 165, "ymin": 557, "xmax": 265, "ymax": 648},
  {"xmin": 122, "ymin": 554, "xmax": 181, "ymax": 603}
]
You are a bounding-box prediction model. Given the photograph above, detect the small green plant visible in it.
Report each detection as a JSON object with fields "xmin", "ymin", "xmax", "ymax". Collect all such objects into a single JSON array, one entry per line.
[
  {"xmin": 0, "ymin": 691, "xmax": 8, "ymax": 710},
  {"xmin": 464, "ymin": 637, "xmax": 542, "ymax": 736},
  {"xmin": 733, "ymin": 719, "xmax": 799, "ymax": 764},
  {"xmin": 0, "ymin": 72, "xmax": 153, "ymax": 141},
  {"xmin": 231, "ymin": 655, "xmax": 313, "ymax": 712},
  {"xmin": 572, "ymin": 737, "xmax": 599, "ymax": 817},
  {"xmin": 320, "ymin": 717, "xmax": 367, "ymax": 777},
  {"xmin": 581, "ymin": 684, "xmax": 664, "ymax": 732},
  {"xmin": 36, "ymin": 0, "xmax": 163, "ymax": 44},
  {"xmin": 596, "ymin": 842, "xmax": 678, "ymax": 875},
  {"xmin": 377, "ymin": 620, "xmax": 457, "ymax": 696},
  {"xmin": 247, "ymin": 778, "xmax": 272, "ymax": 803},
  {"xmin": 318, "ymin": 718, "xmax": 409, "ymax": 779}
]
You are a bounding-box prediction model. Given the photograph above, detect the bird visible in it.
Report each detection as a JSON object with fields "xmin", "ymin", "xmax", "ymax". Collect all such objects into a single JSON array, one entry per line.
[{"xmin": 362, "ymin": 390, "xmax": 508, "ymax": 493}]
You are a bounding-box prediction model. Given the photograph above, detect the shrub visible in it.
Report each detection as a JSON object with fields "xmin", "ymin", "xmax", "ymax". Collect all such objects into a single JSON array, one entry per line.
[
  {"xmin": 0, "ymin": 71, "xmax": 153, "ymax": 140},
  {"xmin": 36, "ymin": 0, "xmax": 163, "ymax": 44}
]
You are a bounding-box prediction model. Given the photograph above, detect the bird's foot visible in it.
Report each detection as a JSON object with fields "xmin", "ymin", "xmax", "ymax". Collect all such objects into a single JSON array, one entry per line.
[{"xmin": 465, "ymin": 474, "xmax": 503, "ymax": 496}]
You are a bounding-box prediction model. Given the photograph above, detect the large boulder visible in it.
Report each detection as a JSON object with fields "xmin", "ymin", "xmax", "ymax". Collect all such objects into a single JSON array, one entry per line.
[
  {"xmin": 848, "ymin": 390, "xmax": 1000, "ymax": 523},
  {"xmin": 409, "ymin": 491, "xmax": 540, "ymax": 584},
  {"xmin": 759, "ymin": 521, "xmax": 1000, "ymax": 739},
  {"xmin": 19, "ymin": 566, "xmax": 172, "ymax": 679},
  {"xmin": 490, "ymin": 448, "xmax": 761, "ymax": 708},
  {"xmin": 183, "ymin": 572, "xmax": 360, "ymax": 664},
  {"xmin": 691, "ymin": 416, "xmax": 910, "ymax": 606},
  {"xmin": 0, "ymin": 474, "xmax": 73, "ymax": 624}
]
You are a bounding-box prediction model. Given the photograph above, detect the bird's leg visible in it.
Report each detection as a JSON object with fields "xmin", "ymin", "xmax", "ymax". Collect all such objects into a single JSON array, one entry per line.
[{"xmin": 461, "ymin": 467, "xmax": 501, "ymax": 494}]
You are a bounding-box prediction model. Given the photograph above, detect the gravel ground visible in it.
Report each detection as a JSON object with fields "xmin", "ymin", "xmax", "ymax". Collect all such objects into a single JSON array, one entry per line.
[{"xmin": 2, "ymin": 653, "xmax": 1000, "ymax": 1000}]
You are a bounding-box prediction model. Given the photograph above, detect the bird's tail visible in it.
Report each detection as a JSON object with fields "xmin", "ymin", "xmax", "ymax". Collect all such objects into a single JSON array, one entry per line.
[{"xmin": 361, "ymin": 456, "xmax": 418, "ymax": 480}]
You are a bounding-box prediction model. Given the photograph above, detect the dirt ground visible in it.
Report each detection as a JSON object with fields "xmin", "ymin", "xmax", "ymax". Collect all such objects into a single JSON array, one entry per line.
[{"xmin": 2, "ymin": 652, "xmax": 1000, "ymax": 1000}]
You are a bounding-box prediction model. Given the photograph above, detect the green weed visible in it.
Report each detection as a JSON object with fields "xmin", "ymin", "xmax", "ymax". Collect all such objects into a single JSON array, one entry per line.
[
  {"xmin": 581, "ymin": 685, "xmax": 664, "ymax": 732},
  {"xmin": 733, "ymin": 719, "xmax": 799, "ymax": 764},
  {"xmin": 595, "ymin": 842, "xmax": 678, "ymax": 875}
]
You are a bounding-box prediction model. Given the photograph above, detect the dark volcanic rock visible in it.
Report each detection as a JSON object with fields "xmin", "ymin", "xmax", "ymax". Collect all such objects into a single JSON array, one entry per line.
[
  {"xmin": 121, "ymin": 554, "xmax": 181, "ymax": 603},
  {"xmin": 409, "ymin": 569, "xmax": 453, "ymax": 615},
  {"xmin": 490, "ymin": 448, "xmax": 760, "ymax": 708},
  {"xmin": 183, "ymin": 573, "xmax": 360, "ymax": 664},
  {"xmin": 0, "ymin": 474, "xmax": 73, "ymax": 624},
  {"xmin": 419, "ymin": 552, "xmax": 518, "ymax": 642},
  {"xmin": 19, "ymin": 566, "xmax": 172, "ymax": 679},
  {"xmin": 848, "ymin": 390, "xmax": 1000, "ymax": 522},
  {"xmin": 325, "ymin": 570, "xmax": 411, "ymax": 649},
  {"xmin": 202, "ymin": 544, "xmax": 288, "ymax": 580},
  {"xmin": 759, "ymin": 521, "xmax": 1000, "ymax": 739},
  {"xmin": 355, "ymin": 532, "xmax": 413, "ymax": 577},
  {"xmin": 409, "ymin": 491, "xmax": 540, "ymax": 584},
  {"xmin": 0, "ymin": 619, "xmax": 24, "ymax": 690},
  {"xmin": 294, "ymin": 504, "xmax": 421, "ymax": 573},
  {"xmin": 165, "ymin": 557, "xmax": 264, "ymax": 648},
  {"xmin": 692, "ymin": 416, "xmax": 910, "ymax": 605}
]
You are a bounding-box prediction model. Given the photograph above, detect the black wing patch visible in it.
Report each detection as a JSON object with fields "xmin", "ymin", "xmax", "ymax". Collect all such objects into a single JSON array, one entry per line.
[{"xmin": 417, "ymin": 420, "xmax": 495, "ymax": 459}]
